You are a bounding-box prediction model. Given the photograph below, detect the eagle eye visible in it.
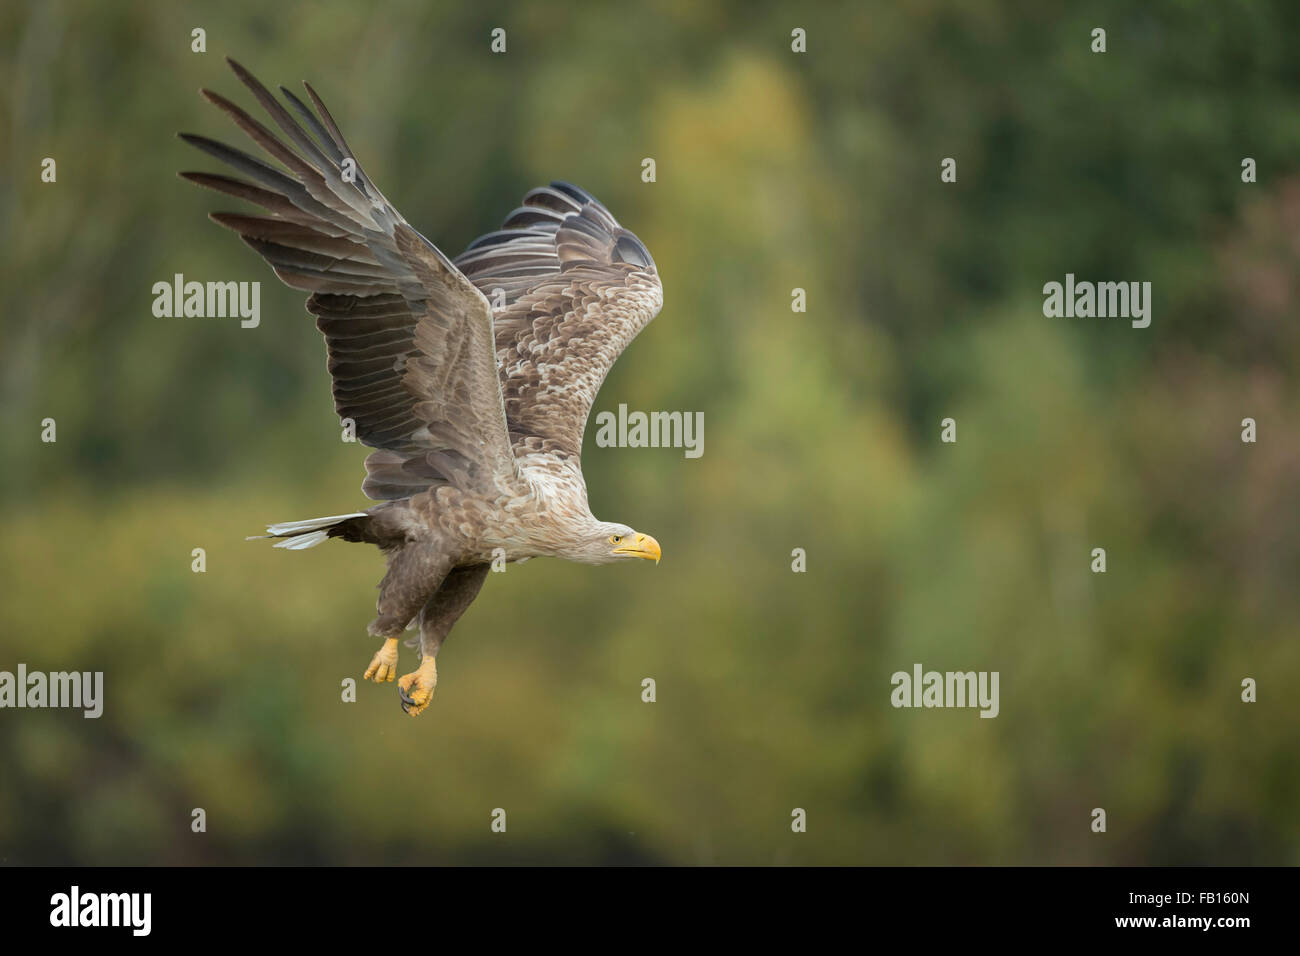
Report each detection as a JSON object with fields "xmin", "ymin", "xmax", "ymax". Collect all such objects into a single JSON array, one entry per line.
[{"xmin": 610, "ymin": 535, "xmax": 623, "ymax": 545}]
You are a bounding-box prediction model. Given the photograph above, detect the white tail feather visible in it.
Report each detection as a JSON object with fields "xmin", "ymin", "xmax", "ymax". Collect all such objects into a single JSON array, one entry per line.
[
  {"xmin": 273, "ymin": 531, "xmax": 326, "ymax": 549},
  {"xmin": 248, "ymin": 512, "xmax": 368, "ymax": 550}
]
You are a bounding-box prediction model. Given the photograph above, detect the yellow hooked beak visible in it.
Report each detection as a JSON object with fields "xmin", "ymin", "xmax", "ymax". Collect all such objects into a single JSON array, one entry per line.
[{"xmin": 614, "ymin": 532, "xmax": 661, "ymax": 564}]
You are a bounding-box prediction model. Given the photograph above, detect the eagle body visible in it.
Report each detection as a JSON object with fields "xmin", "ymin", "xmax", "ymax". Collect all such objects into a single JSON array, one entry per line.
[{"xmin": 183, "ymin": 60, "xmax": 664, "ymax": 713}]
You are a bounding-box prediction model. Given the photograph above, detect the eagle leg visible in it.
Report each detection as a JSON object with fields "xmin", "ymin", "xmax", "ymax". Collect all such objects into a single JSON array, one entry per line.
[
  {"xmin": 362, "ymin": 637, "xmax": 400, "ymax": 683},
  {"xmin": 394, "ymin": 564, "xmax": 489, "ymax": 716},
  {"xmin": 364, "ymin": 545, "xmax": 453, "ymax": 711}
]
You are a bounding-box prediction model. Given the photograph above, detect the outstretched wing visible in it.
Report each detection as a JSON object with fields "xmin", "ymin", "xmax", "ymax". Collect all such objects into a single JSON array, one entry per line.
[
  {"xmin": 454, "ymin": 183, "xmax": 664, "ymax": 466},
  {"xmin": 180, "ymin": 59, "xmax": 516, "ymax": 501}
]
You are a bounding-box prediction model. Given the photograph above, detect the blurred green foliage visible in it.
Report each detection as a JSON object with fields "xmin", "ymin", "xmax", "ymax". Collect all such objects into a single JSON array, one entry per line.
[{"xmin": 1, "ymin": 0, "xmax": 1297, "ymax": 864}]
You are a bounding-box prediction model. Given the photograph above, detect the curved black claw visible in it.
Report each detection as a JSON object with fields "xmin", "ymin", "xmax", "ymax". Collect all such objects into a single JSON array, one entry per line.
[{"xmin": 398, "ymin": 685, "xmax": 416, "ymax": 712}]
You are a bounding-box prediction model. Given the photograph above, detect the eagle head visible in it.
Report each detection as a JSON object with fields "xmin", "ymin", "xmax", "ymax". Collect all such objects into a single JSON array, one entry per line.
[{"xmin": 582, "ymin": 522, "xmax": 661, "ymax": 565}]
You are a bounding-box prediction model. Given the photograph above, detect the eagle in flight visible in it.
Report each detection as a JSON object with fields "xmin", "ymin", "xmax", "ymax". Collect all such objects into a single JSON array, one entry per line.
[{"xmin": 181, "ymin": 60, "xmax": 664, "ymax": 714}]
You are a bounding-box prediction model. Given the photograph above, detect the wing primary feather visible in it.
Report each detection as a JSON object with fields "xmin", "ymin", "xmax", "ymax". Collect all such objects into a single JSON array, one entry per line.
[
  {"xmin": 278, "ymin": 85, "xmax": 348, "ymax": 167},
  {"xmin": 225, "ymin": 58, "xmax": 342, "ymax": 177}
]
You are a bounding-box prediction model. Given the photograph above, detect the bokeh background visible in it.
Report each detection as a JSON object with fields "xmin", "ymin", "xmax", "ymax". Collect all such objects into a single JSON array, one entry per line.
[{"xmin": 1, "ymin": 0, "xmax": 1297, "ymax": 865}]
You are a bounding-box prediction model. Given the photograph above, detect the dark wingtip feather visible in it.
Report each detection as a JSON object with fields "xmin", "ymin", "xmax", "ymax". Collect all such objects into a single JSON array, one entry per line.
[
  {"xmin": 279, "ymin": 84, "xmax": 347, "ymax": 166},
  {"xmin": 226, "ymin": 58, "xmax": 269, "ymax": 99},
  {"xmin": 302, "ymin": 80, "xmax": 352, "ymax": 151},
  {"xmin": 550, "ymin": 181, "xmax": 596, "ymax": 205}
]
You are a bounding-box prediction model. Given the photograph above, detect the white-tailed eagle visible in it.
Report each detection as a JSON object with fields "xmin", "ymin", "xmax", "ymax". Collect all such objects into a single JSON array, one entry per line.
[{"xmin": 181, "ymin": 59, "xmax": 664, "ymax": 714}]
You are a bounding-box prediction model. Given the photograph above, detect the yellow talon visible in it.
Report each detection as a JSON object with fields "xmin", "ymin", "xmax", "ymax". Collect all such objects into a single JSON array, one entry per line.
[
  {"xmin": 397, "ymin": 656, "xmax": 438, "ymax": 716},
  {"xmin": 363, "ymin": 637, "xmax": 400, "ymax": 682}
]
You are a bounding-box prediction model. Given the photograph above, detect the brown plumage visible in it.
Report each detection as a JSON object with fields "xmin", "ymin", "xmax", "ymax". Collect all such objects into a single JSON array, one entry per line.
[{"xmin": 181, "ymin": 59, "xmax": 664, "ymax": 714}]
